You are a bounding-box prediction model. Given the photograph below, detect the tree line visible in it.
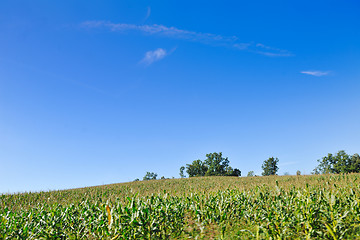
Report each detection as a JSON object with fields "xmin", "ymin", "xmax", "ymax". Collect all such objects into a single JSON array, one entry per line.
[
  {"xmin": 139, "ymin": 150, "xmax": 359, "ymax": 181},
  {"xmin": 181, "ymin": 152, "xmax": 241, "ymax": 177},
  {"xmin": 312, "ymin": 150, "xmax": 360, "ymax": 174}
]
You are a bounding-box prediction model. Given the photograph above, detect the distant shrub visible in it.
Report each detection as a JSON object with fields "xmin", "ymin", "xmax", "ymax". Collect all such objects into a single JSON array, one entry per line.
[
  {"xmin": 247, "ymin": 171, "xmax": 254, "ymax": 177},
  {"xmin": 143, "ymin": 172, "xmax": 158, "ymax": 180}
]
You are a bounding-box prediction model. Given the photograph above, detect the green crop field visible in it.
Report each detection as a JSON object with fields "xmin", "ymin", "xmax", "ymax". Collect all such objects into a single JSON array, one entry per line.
[{"xmin": 1, "ymin": 174, "xmax": 360, "ymax": 239}]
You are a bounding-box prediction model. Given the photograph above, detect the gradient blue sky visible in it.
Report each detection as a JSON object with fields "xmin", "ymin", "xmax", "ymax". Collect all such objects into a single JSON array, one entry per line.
[{"xmin": 1, "ymin": 0, "xmax": 359, "ymax": 193}]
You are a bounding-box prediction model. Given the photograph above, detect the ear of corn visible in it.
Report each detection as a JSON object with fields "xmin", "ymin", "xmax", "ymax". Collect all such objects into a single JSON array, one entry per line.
[{"xmin": 106, "ymin": 205, "xmax": 111, "ymax": 225}]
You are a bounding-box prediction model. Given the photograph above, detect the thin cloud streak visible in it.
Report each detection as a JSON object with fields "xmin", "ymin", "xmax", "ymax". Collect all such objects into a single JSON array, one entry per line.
[
  {"xmin": 144, "ymin": 7, "xmax": 151, "ymax": 21},
  {"xmin": 255, "ymin": 51, "xmax": 294, "ymax": 57},
  {"xmin": 81, "ymin": 21, "xmax": 293, "ymax": 57},
  {"xmin": 81, "ymin": 21, "xmax": 236, "ymax": 43},
  {"xmin": 254, "ymin": 43, "xmax": 294, "ymax": 57},
  {"xmin": 301, "ymin": 71, "xmax": 330, "ymax": 76}
]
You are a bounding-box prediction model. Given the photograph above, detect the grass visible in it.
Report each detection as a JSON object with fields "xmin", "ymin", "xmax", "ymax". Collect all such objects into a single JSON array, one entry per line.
[{"xmin": 1, "ymin": 174, "xmax": 360, "ymax": 239}]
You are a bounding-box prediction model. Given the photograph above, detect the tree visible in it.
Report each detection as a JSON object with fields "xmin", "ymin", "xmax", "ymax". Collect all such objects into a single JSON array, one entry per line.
[
  {"xmin": 247, "ymin": 171, "xmax": 254, "ymax": 177},
  {"xmin": 179, "ymin": 166, "xmax": 186, "ymax": 178},
  {"xmin": 262, "ymin": 157, "xmax": 279, "ymax": 176},
  {"xmin": 185, "ymin": 152, "xmax": 241, "ymax": 177},
  {"xmin": 296, "ymin": 170, "xmax": 301, "ymax": 176},
  {"xmin": 204, "ymin": 152, "xmax": 229, "ymax": 176},
  {"xmin": 143, "ymin": 172, "xmax": 157, "ymax": 180},
  {"xmin": 313, "ymin": 150, "xmax": 360, "ymax": 174},
  {"xmin": 186, "ymin": 159, "xmax": 208, "ymax": 177},
  {"xmin": 224, "ymin": 166, "xmax": 241, "ymax": 177},
  {"xmin": 348, "ymin": 153, "xmax": 360, "ymax": 173}
]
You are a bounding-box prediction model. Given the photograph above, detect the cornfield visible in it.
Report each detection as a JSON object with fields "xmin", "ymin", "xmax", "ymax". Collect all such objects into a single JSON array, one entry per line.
[{"xmin": 1, "ymin": 174, "xmax": 360, "ymax": 239}]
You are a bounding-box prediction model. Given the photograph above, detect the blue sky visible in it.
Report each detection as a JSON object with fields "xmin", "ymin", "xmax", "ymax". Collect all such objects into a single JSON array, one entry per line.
[{"xmin": 1, "ymin": 0, "xmax": 359, "ymax": 193}]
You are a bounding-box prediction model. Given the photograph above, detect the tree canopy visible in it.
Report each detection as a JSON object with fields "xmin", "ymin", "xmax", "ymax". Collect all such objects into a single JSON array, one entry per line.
[
  {"xmin": 247, "ymin": 171, "xmax": 254, "ymax": 177},
  {"xmin": 143, "ymin": 172, "xmax": 158, "ymax": 180},
  {"xmin": 262, "ymin": 157, "xmax": 279, "ymax": 176},
  {"xmin": 179, "ymin": 166, "xmax": 186, "ymax": 178},
  {"xmin": 313, "ymin": 150, "xmax": 360, "ymax": 174},
  {"xmin": 184, "ymin": 152, "xmax": 241, "ymax": 177}
]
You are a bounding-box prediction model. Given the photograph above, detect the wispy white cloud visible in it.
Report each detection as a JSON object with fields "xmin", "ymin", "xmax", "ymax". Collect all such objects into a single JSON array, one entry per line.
[
  {"xmin": 141, "ymin": 48, "xmax": 168, "ymax": 65},
  {"xmin": 144, "ymin": 7, "xmax": 151, "ymax": 21},
  {"xmin": 254, "ymin": 43, "xmax": 294, "ymax": 57},
  {"xmin": 301, "ymin": 71, "xmax": 330, "ymax": 76},
  {"xmin": 233, "ymin": 43, "xmax": 251, "ymax": 50},
  {"xmin": 255, "ymin": 51, "xmax": 293, "ymax": 57},
  {"xmin": 81, "ymin": 21, "xmax": 293, "ymax": 57},
  {"xmin": 81, "ymin": 21, "xmax": 236, "ymax": 43}
]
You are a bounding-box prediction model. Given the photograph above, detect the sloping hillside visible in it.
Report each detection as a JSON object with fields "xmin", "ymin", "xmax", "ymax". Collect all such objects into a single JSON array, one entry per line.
[{"xmin": 2, "ymin": 174, "xmax": 360, "ymax": 239}]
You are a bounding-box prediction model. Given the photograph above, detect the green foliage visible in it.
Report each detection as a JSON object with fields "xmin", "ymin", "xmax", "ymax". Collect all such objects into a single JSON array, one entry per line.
[
  {"xmin": 262, "ymin": 157, "xmax": 279, "ymax": 176},
  {"xmin": 186, "ymin": 159, "xmax": 208, "ymax": 177},
  {"xmin": 225, "ymin": 167, "xmax": 241, "ymax": 177},
  {"xmin": 314, "ymin": 150, "xmax": 360, "ymax": 174},
  {"xmin": 296, "ymin": 170, "xmax": 301, "ymax": 175},
  {"xmin": 143, "ymin": 172, "xmax": 157, "ymax": 180},
  {"xmin": 179, "ymin": 166, "xmax": 186, "ymax": 178},
  {"xmin": 186, "ymin": 152, "xmax": 240, "ymax": 177},
  {"xmin": 204, "ymin": 152, "xmax": 230, "ymax": 176},
  {"xmin": 247, "ymin": 171, "xmax": 254, "ymax": 177}
]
